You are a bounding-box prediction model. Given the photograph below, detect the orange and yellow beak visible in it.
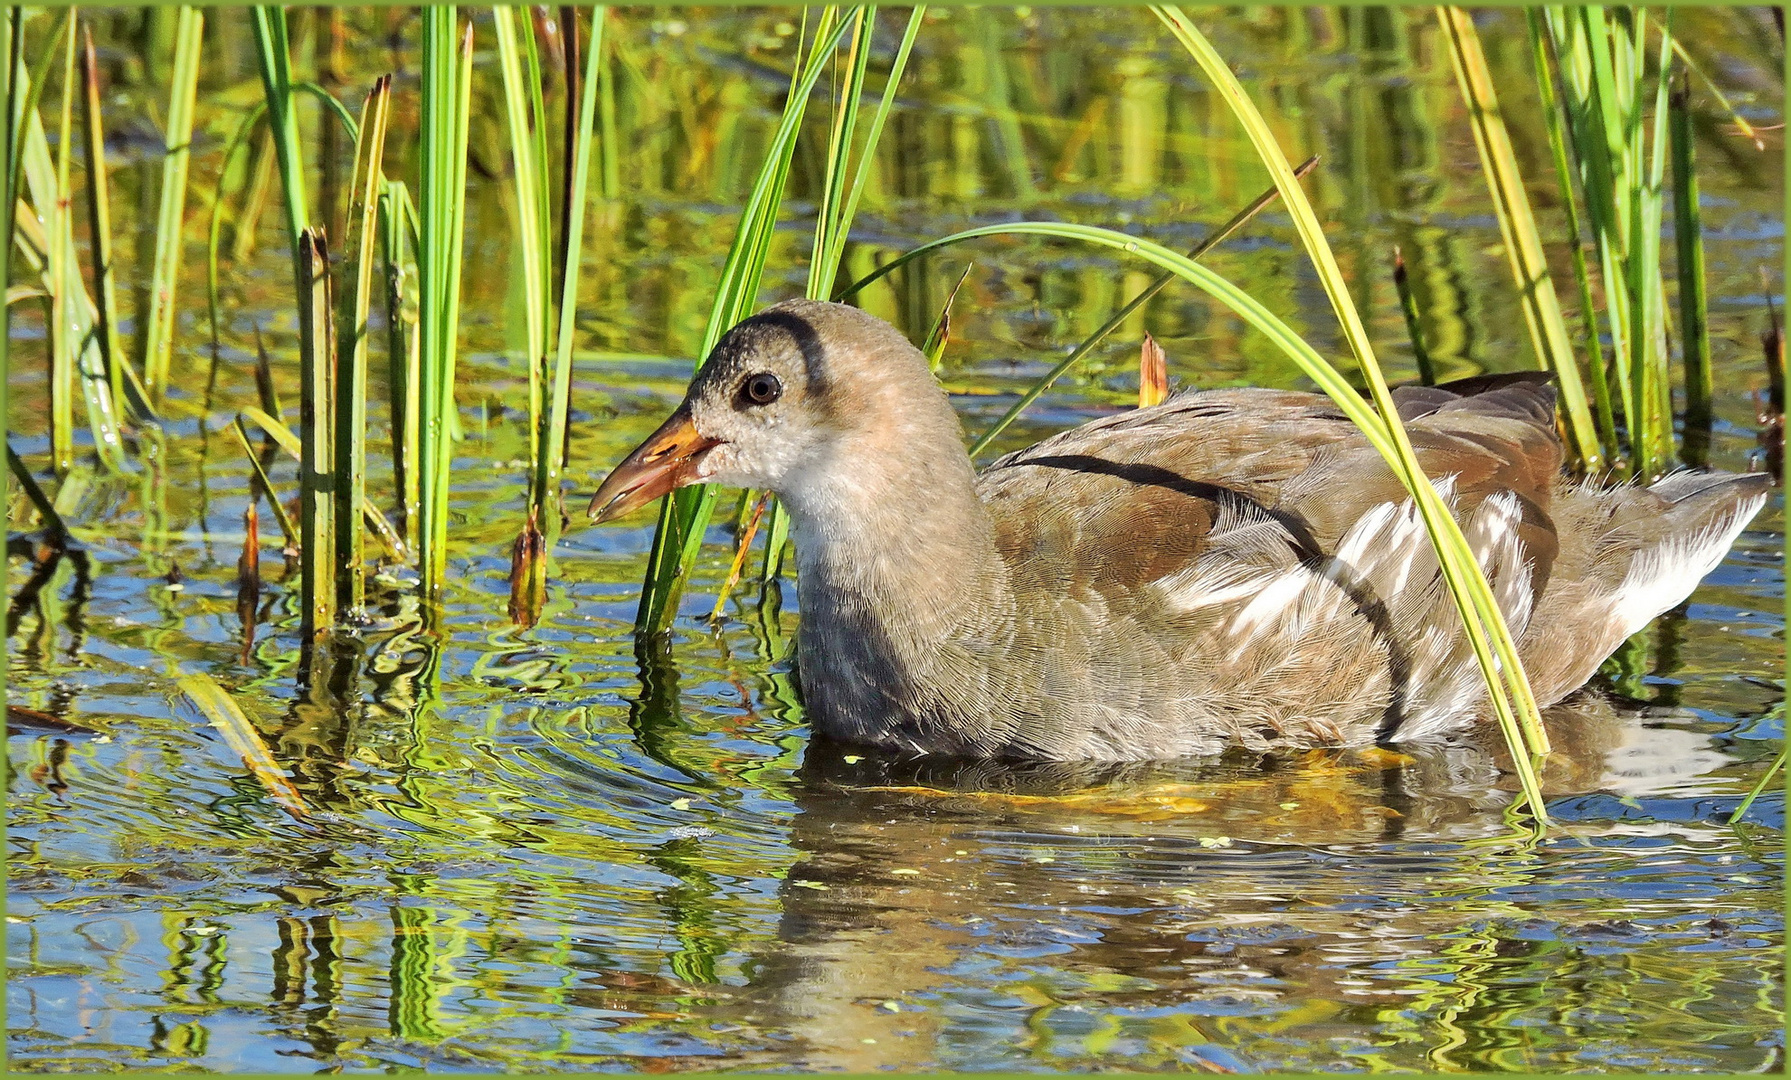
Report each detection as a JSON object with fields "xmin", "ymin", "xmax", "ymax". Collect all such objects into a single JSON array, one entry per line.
[{"xmin": 587, "ymin": 408, "xmax": 721, "ymax": 523}]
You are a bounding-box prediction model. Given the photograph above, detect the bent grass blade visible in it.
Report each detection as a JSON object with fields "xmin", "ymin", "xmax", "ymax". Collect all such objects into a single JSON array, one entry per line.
[
  {"xmin": 179, "ymin": 672, "xmax": 310, "ymax": 821},
  {"xmin": 1152, "ymin": 5, "xmax": 1551, "ymax": 826}
]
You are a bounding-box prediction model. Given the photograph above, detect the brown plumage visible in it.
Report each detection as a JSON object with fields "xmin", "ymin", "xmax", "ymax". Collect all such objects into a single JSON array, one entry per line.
[{"xmin": 590, "ymin": 300, "xmax": 1769, "ymax": 761}]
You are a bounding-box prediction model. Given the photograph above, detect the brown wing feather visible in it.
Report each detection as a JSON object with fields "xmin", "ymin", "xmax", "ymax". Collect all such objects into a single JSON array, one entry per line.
[{"xmin": 978, "ymin": 378, "xmax": 1562, "ymax": 606}]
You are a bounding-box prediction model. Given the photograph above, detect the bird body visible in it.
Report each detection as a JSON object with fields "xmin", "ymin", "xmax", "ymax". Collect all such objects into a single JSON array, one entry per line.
[{"xmin": 591, "ymin": 300, "xmax": 1769, "ymax": 761}]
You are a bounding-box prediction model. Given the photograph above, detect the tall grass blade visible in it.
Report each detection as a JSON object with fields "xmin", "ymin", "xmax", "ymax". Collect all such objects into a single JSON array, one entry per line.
[
  {"xmin": 1, "ymin": 8, "xmax": 18, "ymax": 564},
  {"xmin": 140, "ymin": 6, "xmax": 202, "ymax": 404},
  {"xmin": 333, "ymin": 75, "xmax": 392, "ymax": 614},
  {"xmin": 634, "ymin": 11, "xmax": 857, "ymax": 635},
  {"xmin": 538, "ymin": 8, "xmax": 606, "ymax": 520},
  {"xmin": 50, "ymin": 11, "xmax": 77, "ymax": 474},
  {"xmin": 78, "ymin": 23, "xmax": 130, "ymax": 424},
  {"xmin": 493, "ymin": 4, "xmax": 552, "ymax": 481},
  {"xmin": 417, "ymin": 14, "xmax": 475, "ymax": 602},
  {"xmin": 251, "ymin": 6, "xmax": 309, "ymax": 270},
  {"xmin": 1438, "ymin": 6, "xmax": 1602, "ymax": 473},
  {"xmin": 1625, "ymin": 17, "xmax": 1675, "ymax": 479},
  {"xmin": 1669, "ymin": 68, "xmax": 1712, "ymax": 466},
  {"xmin": 922, "ymin": 261, "xmax": 973, "ymax": 371},
  {"xmin": 297, "ymin": 229, "xmax": 336, "ymax": 643},
  {"xmin": 1153, "ymin": 5, "xmax": 1551, "ymax": 825}
]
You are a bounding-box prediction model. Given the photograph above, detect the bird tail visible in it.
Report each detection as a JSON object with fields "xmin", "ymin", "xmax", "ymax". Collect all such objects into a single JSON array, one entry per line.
[{"xmin": 1602, "ymin": 470, "xmax": 1771, "ymax": 641}]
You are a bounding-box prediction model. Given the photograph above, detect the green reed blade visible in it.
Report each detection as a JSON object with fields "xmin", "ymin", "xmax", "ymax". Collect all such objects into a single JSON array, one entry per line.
[
  {"xmin": 830, "ymin": 6, "xmax": 924, "ymax": 287},
  {"xmin": 1669, "ymin": 68, "xmax": 1712, "ymax": 466},
  {"xmin": 50, "ymin": 12, "xmax": 76, "ymax": 474},
  {"xmin": 1438, "ymin": 7, "xmax": 1602, "ymax": 473},
  {"xmin": 382, "ymin": 178, "xmax": 420, "ymax": 553},
  {"xmin": 597, "ymin": 13, "xmax": 619, "ymax": 200},
  {"xmin": 1153, "ymin": 5, "xmax": 1550, "ymax": 826},
  {"xmin": 140, "ymin": 6, "xmax": 201, "ymax": 405},
  {"xmin": 1624, "ymin": 16, "xmax": 1674, "ymax": 479},
  {"xmin": 334, "ymin": 74, "xmax": 392, "ymax": 613},
  {"xmin": 230, "ymin": 415, "xmax": 298, "ymax": 551},
  {"xmin": 539, "ymin": 8, "xmax": 606, "ymax": 513},
  {"xmin": 635, "ymin": 9, "xmax": 857, "ymax": 636},
  {"xmin": 838, "ymin": 157, "xmax": 1317, "ymax": 458},
  {"xmin": 1392, "ymin": 248, "xmax": 1437, "ymax": 386},
  {"xmin": 494, "ymin": 4, "xmax": 553, "ymax": 481},
  {"xmin": 1728, "ymin": 745, "xmax": 1784, "ymax": 825},
  {"xmin": 251, "ymin": 6, "xmax": 309, "ymax": 276},
  {"xmin": 417, "ymin": 13, "xmax": 475, "ymax": 602},
  {"xmin": 806, "ymin": 7, "xmax": 874, "ymax": 302},
  {"xmin": 298, "ymin": 229, "xmax": 336, "ymax": 641},
  {"xmin": 1528, "ymin": 10, "xmax": 1617, "ymax": 464}
]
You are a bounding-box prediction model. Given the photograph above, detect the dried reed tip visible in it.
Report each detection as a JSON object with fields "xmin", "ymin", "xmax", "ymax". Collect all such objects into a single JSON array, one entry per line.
[{"xmin": 1139, "ymin": 333, "xmax": 1169, "ymax": 409}]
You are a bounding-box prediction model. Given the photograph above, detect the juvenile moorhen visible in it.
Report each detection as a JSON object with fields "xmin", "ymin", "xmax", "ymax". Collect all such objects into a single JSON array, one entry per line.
[{"xmin": 590, "ymin": 300, "xmax": 1769, "ymax": 761}]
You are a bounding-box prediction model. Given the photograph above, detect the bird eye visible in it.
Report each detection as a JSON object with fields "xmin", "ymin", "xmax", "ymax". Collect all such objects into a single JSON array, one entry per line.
[{"xmin": 741, "ymin": 372, "xmax": 782, "ymax": 406}]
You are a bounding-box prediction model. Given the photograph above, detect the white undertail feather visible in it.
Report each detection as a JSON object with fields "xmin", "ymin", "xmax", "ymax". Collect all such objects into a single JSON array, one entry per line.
[{"xmin": 1612, "ymin": 489, "xmax": 1768, "ymax": 637}]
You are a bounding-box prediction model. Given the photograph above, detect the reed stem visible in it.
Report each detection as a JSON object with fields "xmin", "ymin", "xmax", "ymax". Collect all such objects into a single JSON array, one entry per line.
[{"xmin": 140, "ymin": 6, "xmax": 202, "ymax": 404}]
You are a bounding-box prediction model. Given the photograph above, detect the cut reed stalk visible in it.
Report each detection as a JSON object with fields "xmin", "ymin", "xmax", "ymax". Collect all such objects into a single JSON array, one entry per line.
[
  {"xmin": 297, "ymin": 228, "xmax": 336, "ymax": 642},
  {"xmin": 140, "ymin": 6, "xmax": 202, "ymax": 404},
  {"xmin": 1138, "ymin": 333, "xmax": 1168, "ymax": 408},
  {"xmin": 333, "ymin": 74, "xmax": 392, "ymax": 613},
  {"xmin": 417, "ymin": 13, "xmax": 475, "ymax": 602}
]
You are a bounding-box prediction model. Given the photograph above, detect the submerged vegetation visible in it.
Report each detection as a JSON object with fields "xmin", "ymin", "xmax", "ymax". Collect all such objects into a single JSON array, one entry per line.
[{"xmin": 2, "ymin": 6, "xmax": 1783, "ymax": 827}]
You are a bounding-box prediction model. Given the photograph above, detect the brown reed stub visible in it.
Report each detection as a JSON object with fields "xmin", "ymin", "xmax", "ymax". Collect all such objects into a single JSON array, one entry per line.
[
  {"xmin": 508, "ymin": 505, "xmax": 548, "ymax": 628},
  {"xmin": 1139, "ymin": 333, "xmax": 1168, "ymax": 408}
]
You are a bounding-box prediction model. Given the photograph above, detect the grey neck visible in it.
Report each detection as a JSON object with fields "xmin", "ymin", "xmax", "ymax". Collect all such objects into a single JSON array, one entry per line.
[{"xmin": 777, "ymin": 428, "xmax": 1017, "ymax": 750}]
